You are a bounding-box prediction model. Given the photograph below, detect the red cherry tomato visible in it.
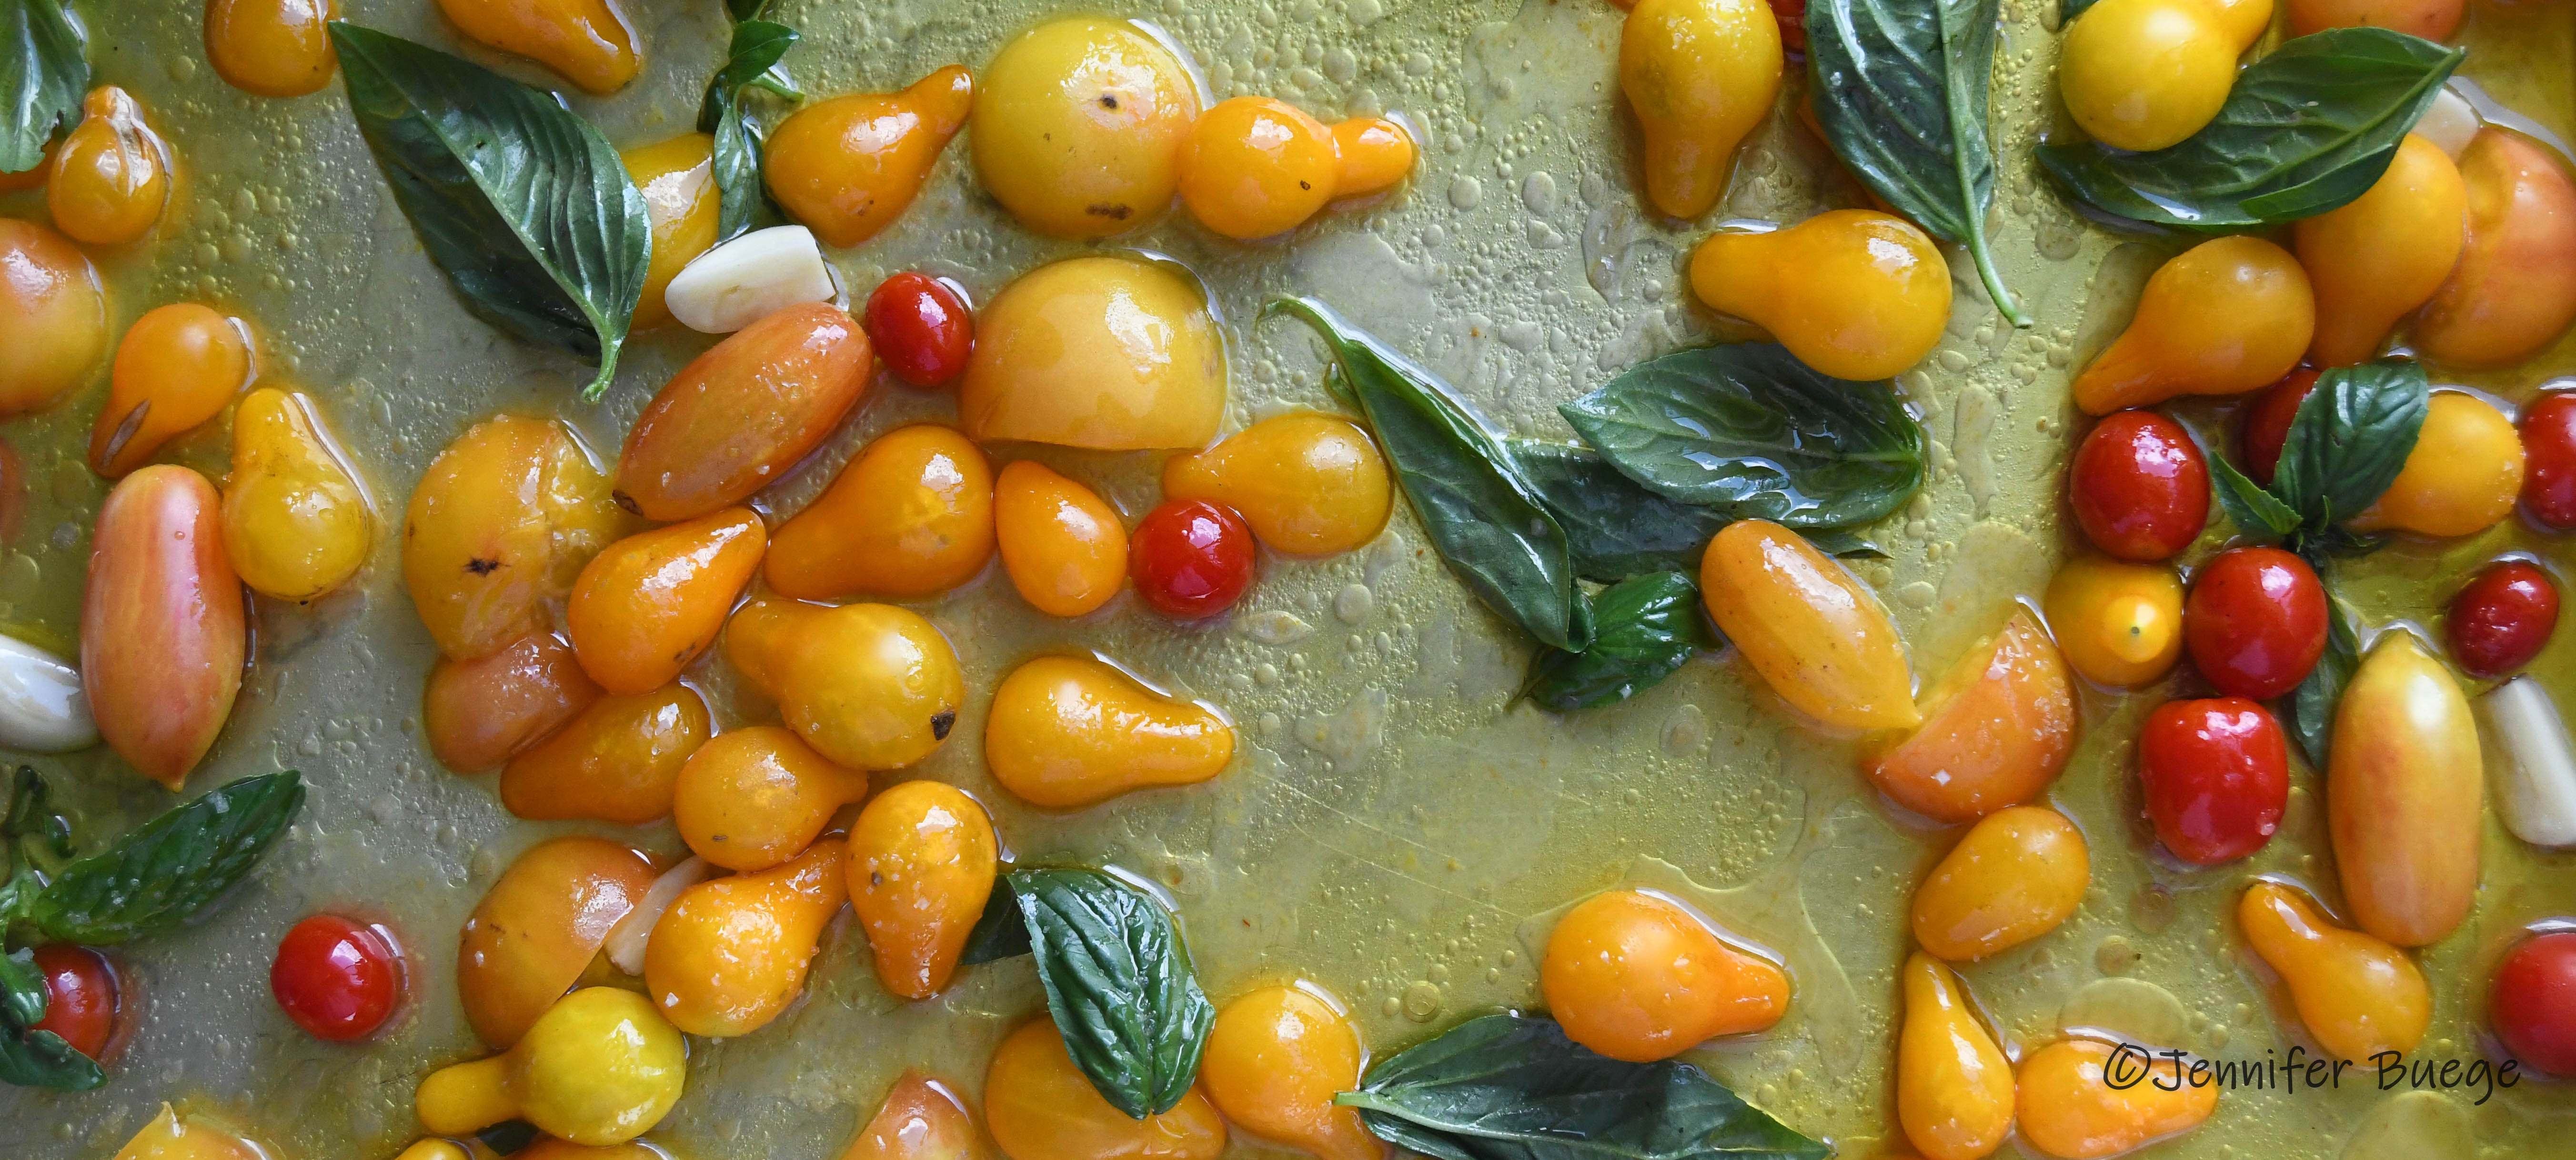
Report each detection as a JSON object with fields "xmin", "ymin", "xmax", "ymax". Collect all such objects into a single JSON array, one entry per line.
[
  {"xmin": 30, "ymin": 944, "xmax": 118, "ymax": 1060},
  {"xmin": 2137, "ymin": 698, "xmax": 2289, "ymax": 864},
  {"xmin": 2184, "ymin": 546, "xmax": 2328, "ymax": 700},
  {"xmin": 1130, "ymin": 499, "xmax": 1256, "ymax": 619},
  {"xmin": 863, "ymin": 272, "xmax": 974, "ymax": 389},
  {"xmin": 270, "ymin": 914, "xmax": 404, "ymax": 1042},
  {"xmin": 2239, "ymin": 367, "xmax": 2319, "ymax": 487},
  {"xmin": 2070, "ymin": 410, "xmax": 2211, "ymax": 561},
  {"xmin": 2493, "ymin": 930, "xmax": 2576, "ymax": 1075},
  {"xmin": 2449, "ymin": 560, "xmax": 2560, "ymax": 678},
  {"xmin": 2521, "ymin": 392, "xmax": 2576, "ymax": 530}
]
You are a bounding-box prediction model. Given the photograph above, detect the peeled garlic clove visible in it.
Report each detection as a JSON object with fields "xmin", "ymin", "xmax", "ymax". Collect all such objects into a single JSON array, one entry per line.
[
  {"xmin": 0, "ymin": 634, "xmax": 96, "ymax": 752},
  {"xmin": 602, "ymin": 855, "xmax": 711, "ymax": 975},
  {"xmin": 663, "ymin": 225, "xmax": 838, "ymax": 334},
  {"xmin": 2418, "ymin": 85, "xmax": 2482, "ymax": 161},
  {"xmin": 2484, "ymin": 676, "xmax": 2576, "ymax": 848}
]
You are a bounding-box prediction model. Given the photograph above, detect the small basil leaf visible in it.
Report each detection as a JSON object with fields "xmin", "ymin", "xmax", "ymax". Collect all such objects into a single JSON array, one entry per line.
[
  {"xmin": 0, "ymin": 0, "xmax": 84, "ymax": 175},
  {"xmin": 1560, "ymin": 343, "xmax": 1926, "ymax": 529},
  {"xmin": 696, "ymin": 19, "xmax": 799, "ymax": 132},
  {"xmin": 725, "ymin": 0, "xmax": 773, "ymax": 20},
  {"xmin": 1806, "ymin": 0, "xmax": 2026, "ymax": 325},
  {"xmin": 697, "ymin": 20, "xmax": 798, "ymax": 243},
  {"xmin": 4, "ymin": 765, "xmax": 74, "ymax": 870},
  {"xmin": 1011, "ymin": 868, "xmax": 1215, "ymax": 1120},
  {"xmin": 958, "ymin": 875, "xmax": 1031, "ymax": 965},
  {"xmin": 0, "ymin": 948, "xmax": 102, "ymax": 1091},
  {"xmin": 2290, "ymin": 591, "xmax": 2363, "ymax": 769},
  {"xmin": 2270, "ymin": 358, "xmax": 2428, "ymax": 533},
  {"xmin": 1270, "ymin": 298, "xmax": 1589, "ymax": 651},
  {"xmin": 1509, "ymin": 440, "xmax": 1729, "ymax": 582},
  {"xmin": 1338, "ymin": 1013, "xmax": 1830, "ymax": 1160},
  {"xmin": 28, "ymin": 771, "xmax": 303, "ymax": 945},
  {"xmin": 2209, "ymin": 454, "xmax": 2300, "ymax": 540},
  {"xmin": 711, "ymin": 100, "xmax": 768, "ymax": 242},
  {"xmin": 331, "ymin": 23, "xmax": 652, "ymax": 400},
  {"xmin": 1523, "ymin": 572, "xmax": 1718, "ymax": 712},
  {"xmin": 2037, "ymin": 29, "xmax": 2464, "ymax": 230}
]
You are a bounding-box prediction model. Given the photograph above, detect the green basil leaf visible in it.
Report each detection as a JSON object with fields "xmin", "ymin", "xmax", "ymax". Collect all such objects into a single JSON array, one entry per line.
[
  {"xmin": 697, "ymin": 20, "xmax": 798, "ymax": 243},
  {"xmin": 1509, "ymin": 440, "xmax": 1729, "ymax": 583},
  {"xmin": 1011, "ymin": 868, "xmax": 1214, "ymax": 1120},
  {"xmin": 1270, "ymin": 298, "xmax": 1589, "ymax": 651},
  {"xmin": 726, "ymin": 0, "xmax": 773, "ymax": 20},
  {"xmin": 0, "ymin": 948, "xmax": 101, "ymax": 1091},
  {"xmin": 330, "ymin": 23, "xmax": 652, "ymax": 400},
  {"xmin": 1800, "ymin": 528, "xmax": 1889, "ymax": 559},
  {"xmin": 1805, "ymin": 0, "xmax": 2026, "ymax": 325},
  {"xmin": 1560, "ymin": 343, "xmax": 1925, "ymax": 529},
  {"xmin": 0, "ymin": 0, "xmax": 83, "ymax": 175},
  {"xmin": 27, "ymin": 771, "xmax": 303, "ymax": 945},
  {"xmin": 958, "ymin": 875, "xmax": 1031, "ymax": 965},
  {"xmin": 2037, "ymin": 29, "xmax": 2463, "ymax": 230},
  {"xmin": 4, "ymin": 765, "xmax": 73, "ymax": 870},
  {"xmin": 1338, "ymin": 1013, "xmax": 1830, "ymax": 1160},
  {"xmin": 2290, "ymin": 591, "xmax": 2362, "ymax": 769},
  {"xmin": 696, "ymin": 19, "xmax": 799, "ymax": 132},
  {"xmin": 1523, "ymin": 572, "xmax": 1718, "ymax": 712},
  {"xmin": 2209, "ymin": 453, "xmax": 2300, "ymax": 540},
  {"xmin": 2270, "ymin": 358, "xmax": 2428, "ymax": 533}
]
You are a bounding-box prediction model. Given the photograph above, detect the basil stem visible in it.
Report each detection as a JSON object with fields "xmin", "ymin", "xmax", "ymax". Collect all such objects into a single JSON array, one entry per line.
[
  {"xmin": 25, "ymin": 770, "xmax": 304, "ymax": 945},
  {"xmin": 1522, "ymin": 571, "xmax": 1720, "ymax": 712},
  {"xmin": 0, "ymin": 0, "xmax": 84, "ymax": 176}
]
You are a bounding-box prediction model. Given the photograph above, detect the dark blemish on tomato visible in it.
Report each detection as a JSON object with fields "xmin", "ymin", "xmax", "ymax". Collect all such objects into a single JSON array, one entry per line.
[
  {"xmin": 1098, "ymin": 93, "xmax": 1119, "ymax": 110},
  {"xmin": 1087, "ymin": 203, "xmax": 1131, "ymax": 220},
  {"xmin": 464, "ymin": 558, "xmax": 500, "ymax": 576},
  {"xmin": 931, "ymin": 709, "xmax": 956, "ymax": 740}
]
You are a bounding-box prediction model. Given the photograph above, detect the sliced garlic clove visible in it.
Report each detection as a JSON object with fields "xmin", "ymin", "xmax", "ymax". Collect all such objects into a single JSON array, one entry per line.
[
  {"xmin": 603, "ymin": 855, "xmax": 712, "ymax": 975},
  {"xmin": 0, "ymin": 634, "xmax": 97, "ymax": 753},
  {"xmin": 663, "ymin": 225, "xmax": 839, "ymax": 334},
  {"xmin": 2416, "ymin": 86, "xmax": 2482, "ymax": 161},
  {"xmin": 2483, "ymin": 676, "xmax": 2576, "ymax": 848}
]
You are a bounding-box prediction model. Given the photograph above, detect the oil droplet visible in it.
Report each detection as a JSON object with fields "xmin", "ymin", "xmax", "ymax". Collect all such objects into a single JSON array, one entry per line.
[
  {"xmin": 1449, "ymin": 176, "xmax": 1484, "ymax": 210},
  {"xmin": 1401, "ymin": 980, "xmax": 1442, "ymax": 1022},
  {"xmin": 1334, "ymin": 583, "xmax": 1374, "ymax": 623},
  {"xmin": 2095, "ymin": 935, "xmax": 2139, "ymax": 975}
]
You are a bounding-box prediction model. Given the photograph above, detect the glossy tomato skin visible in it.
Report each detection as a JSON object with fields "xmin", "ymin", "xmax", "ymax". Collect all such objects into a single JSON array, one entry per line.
[
  {"xmin": 864, "ymin": 272, "xmax": 974, "ymax": 389},
  {"xmin": 1130, "ymin": 499, "xmax": 1256, "ymax": 619},
  {"xmin": 2184, "ymin": 547, "xmax": 2328, "ymax": 700},
  {"xmin": 2137, "ymin": 698, "xmax": 2289, "ymax": 864},
  {"xmin": 2493, "ymin": 930, "xmax": 2576, "ymax": 1075},
  {"xmin": 270, "ymin": 915, "xmax": 405, "ymax": 1042},
  {"xmin": 2070, "ymin": 410, "xmax": 2211, "ymax": 560},
  {"xmin": 2522, "ymin": 393, "xmax": 2576, "ymax": 530},
  {"xmin": 2239, "ymin": 367, "xmax": 2319, "ymax": 486},
  {"xmin": 30, "ymin": 944, "xmax": 118, "ymax": 1060},
  {"xmin": 2450, "ymin": 560, "xmax": 2561, "ymax": 678}
]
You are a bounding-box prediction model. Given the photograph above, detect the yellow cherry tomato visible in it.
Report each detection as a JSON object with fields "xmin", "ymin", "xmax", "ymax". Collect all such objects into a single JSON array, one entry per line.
[
  {"xmin": 499, "ymin": 683, "xmax": 711, "ymax": 825},
  {"xmin": 2041, "ymin": 555, "xmax": 2184, "ymax": 689},
  {"xmin": 621, "ymin": 133, "xmax": 716, "ymax": 331},
  {"xmin": 841, "ymin": 1070, "xmax": 983, "ymax": 1160},
  {"xmin": 1331, "ymin": 116, "xmax": 1415, "ymax": 198},
  {"xmin": 404, "ymin": 415, "xmax": 624, "ymax": 660},
  {"xmin": 766, "ymin": 66, "xmax": 974, "ymax": 248},
  {"xmin": 1866, "ymin": 609, "xmax": 2077, "ymax": 823},
  {"xmin": 1699, "ymin": 519, "xmax": 1918, "ymax": 730},
  {"xmin": 1690, "ymin": 211, "xmax": 1952, "ymax": 380},
  {"xmin": 2075, "ymin": 236, "xmax": 2315, "ymax": 414},
  {"xmin": 456, "ymin": 837, "xmax": 656, "ymax": 1049},
  {"xmin": 2413, "ymin": 128, "xmax": 2576, "ymax": 370},
  {"xmin": 2294, "ymin": 134, "xmax": 2467, "ymax": 367},
  {"xmin": 1161, "ymin": 413, "xmax": 1391, "ymax": 555},
  {"xmin": 961, "ymin": 256, "xmax": 1227, "ymax": 450},
  {"xmin": 674, "ymin": 725, "xmax": 870, "ymax": 873},
  {"xmin": 848, "ymin": 780, "xmax": 997, "ymax": 1000},
  {"xmin": 0, "ymin": 219, "xmax": 106, "ymax": 414},
  {"xmin": 91, "ymin": 302, "xmax": 253, "ymax": 478},
  {"xmin": 435, "ymin": 0, "xmax": 639, "ymax": 95},
  {"xmin": 111, "ymin": 1106, "xmax": 268, "ymax": 1160},
  {"xmin": 645, "ymin": 840, "xmax": 848, "ymax": 1037},
  {"xmin": 2346, "ymin": 391, "xmax": 2523, "ymax": 537},
  {"xmin": 221, "ymin": 387, "xmax": 373, "ymax": 600},
  {"xmin": 1619, "ymin": 0, "xmax": 1783, "ymax": 219},
  {"xmin": 1896, "ymin": 952, "xmax": 2014, "ymax": 1160},
  {"xmin": 1178, "ymin": 96, "xmax": 1339, "ymax": 240},
  {"xmin": 994, "ymin": 460, "xmax": 1128, "ymax": 617},
  {"xmin": 985, "ymin": 1020, "xmax": 1228, "ymax": 1160},
  {"xmin": 2327, "ymin": 631, "xmax": 2480, "ymax": 947},
  {"xmin": 204, "ymin": 0, "xmax": 340, "ymax": 98},
  {"xmin": 567, "ymin": 507, "xmax": 767, "ymax": 694},
  {"xmin": 726, "ymin": 598, "xmax": 966, "ymax": 770},
  {"xmin": 416, "ymin": 987, "xmax": 685, "ymax": 1145},
  {"xmin": 49, "ymin": 86, "xmax": 172, "ymax": 246},
  {"xmin": 984, "ymin": 654, "xmax": 1235, "ymax": 809},
  {"xmin": 2059, "ymin": 0, "xmax": 2235, "ymax": 153},
  {"xmin": 2014, "ymin": 1039, "xmax": 2217, "ymax": 1160},
  {"xmin": 971, "ymin": 18, "xmax": 1201, "ymax": 239},
  {"xmin": 1910, "ymin": 806, "xmax": 2090, "ymax": 962},
  {"xmin": 2239, "ymin": 880, "xmax": 2430, "ymax": 1060},
  {"xmin": 1199, "ymin": 984, "xmax": 1383, "ymax": 1160},
  {"xmin": 422, "ymin": 630, "xmax": 600, "ymax": 774},
  {"xmin": 1540, "ymin": 889, "xmax": 1789, "ymax": 1061},
  {"xmin": 767, "ymin": 425, "xmax": 995, "ymax": 600}
]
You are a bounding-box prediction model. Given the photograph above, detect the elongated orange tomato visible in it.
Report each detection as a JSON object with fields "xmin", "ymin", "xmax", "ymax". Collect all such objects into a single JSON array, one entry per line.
[
  {"xmin": 1701, "ymin": 519, "xmax": 1917, "ymax": 729},
  {"xmin": 567, "ymin": 507, "xmax": 766, "ymax": 695},
  {"xmin": 83, "ymin": 465, "xmax": 244, "ymax": 789},
  {"xmin": 423, "ymin": 630, "xmax": 600, "ymax": 773},
  {"xmin": 616, "ymin": 303, "xmax": 872, "ymax": 521},
  {"xmin": 848, "ymin": 780, "xmax": 997, "ymax": 1000},
  {"xmin": 2327, "ymin": 632, "xmax": 2480, "ymax": 947},
  {"xmin": 457, "ymin": 835, "xmax": 655, "ymax": 1049},
  {"xmin": 500, "ymin": 683, "xmax": 711, "ymax": 825}
]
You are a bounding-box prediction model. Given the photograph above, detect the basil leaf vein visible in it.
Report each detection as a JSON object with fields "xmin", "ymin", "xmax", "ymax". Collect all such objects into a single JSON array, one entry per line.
[
  {"xmin": 2037, "ymin": 28, "xmax": 2464, "ymax": 230},
  {"xmin": 1806, "ymin": 0, "xmax": 2026, "ymax": 324},
  {"xmin": 1338, "ymin": 1013, "xmax": 1831, "ymax": 1160},
  {"xmin": 0, "ymin": 948, "xmax": 100, "ymax": 1091},
  {"xmin": 1523, "ymin": 571, "xmax": 1719, "ymax": 712},
  {"xmin": 0, "ymin": 0, "xmax": 84, "ymax": 175},
  {"xmin": 2270, "ymin": 358, "xmax": 2428, "ymax": 533},
  {"xmin": 1269, "ymin": 297, "xmax": 1590, "ymax": 651},
  {"xmin": 1011, "ymin": 868, "xmax": 1214, "ymax": 1120},
  {"xmin": 27, "ymin": 770, "xmax": 304, "ymax": 944},
  {"xmin": 331, "ymin": 23, "xmax": 653, "ymax": 400}
]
